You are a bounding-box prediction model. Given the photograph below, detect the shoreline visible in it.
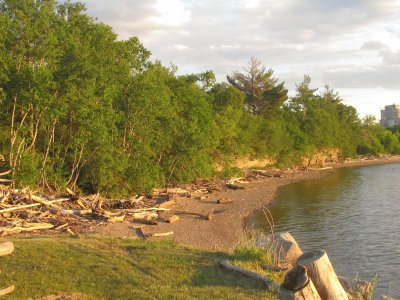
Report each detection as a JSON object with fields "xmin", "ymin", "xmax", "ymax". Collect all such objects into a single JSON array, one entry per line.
[{"xmin": 95, "ymin": 156, "xmax": 400, "ymax": 250}]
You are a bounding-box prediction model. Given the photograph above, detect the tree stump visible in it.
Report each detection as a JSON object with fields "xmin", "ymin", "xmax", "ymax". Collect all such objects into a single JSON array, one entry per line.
[
  {"xmin": 268, "ymin": 232, "xmax": 303, "ymax": 266},
  {"xmin": 279, "ymin": 264, "xmax": 321, "ymax": 300},
  {"xmin": 296, "ymin": 250, "xmax": 348, "ymax": 300},
  {"xmin": 0, "ymin": 242, "xmax": 14, "ymax": 256}
]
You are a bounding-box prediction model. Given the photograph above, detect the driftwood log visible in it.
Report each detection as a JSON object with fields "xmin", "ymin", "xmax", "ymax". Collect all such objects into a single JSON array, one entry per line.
[
  {"xmin": 267, "ymin": 232, "xmax": 303, "ymax": 266},
  {"xmin": 296, "ymin": 250, "xmax": 348, "ymax": 300},
  {"xmin": 219, "ymin": 260, "xmax": 279, "ymax": 289},
  {"xmin": 0, "ymin": 241, "xmax": 14, "ymax": 296}
]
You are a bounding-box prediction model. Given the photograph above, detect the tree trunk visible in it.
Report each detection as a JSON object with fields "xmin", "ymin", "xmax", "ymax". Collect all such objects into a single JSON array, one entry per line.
[{"xmin": 296, "ymin": 250, "xmax": 348, "ymax": 300}]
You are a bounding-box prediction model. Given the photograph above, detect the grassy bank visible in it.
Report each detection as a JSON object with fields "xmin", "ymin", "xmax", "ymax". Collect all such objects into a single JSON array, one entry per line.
[{"xmin": 0, "ymin": 236, "xmax": 279, "ymax": 299}]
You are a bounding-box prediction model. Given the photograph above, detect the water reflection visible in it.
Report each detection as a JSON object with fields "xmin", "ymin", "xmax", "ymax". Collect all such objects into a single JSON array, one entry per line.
[{"xmin": 251, "ymin": 164, "xmax": 400, "ymax": 298}]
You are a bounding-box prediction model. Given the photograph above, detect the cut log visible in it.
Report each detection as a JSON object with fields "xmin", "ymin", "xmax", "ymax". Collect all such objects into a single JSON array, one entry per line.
[
  {"xmin": 268, "ymin": 232, "xmax": 303, "ymax": 266},
  {"xmin": 217, "ymin": 198, "xmax": 234, "ymax": 204},
  {"xmin": 279, "ymin": 264, "xmax": 321, "ymax": 300},
  {"xmin": 219, "ymin": 260, "xmax": 279, "ymax": 289},
  {"xmin": 0, "ymin": 241, "xmax": 14, "ymax": 256},
  {"xmin": 0, "ymin": 285, "xmax": 15, "ymax": 296},
  {"xmin": 296, "ymin": 250, "xmax": 348, "ymax": 300},
  {"xmin": 166, "ymin": 215, "xmax": 180, "ymax": 223}
]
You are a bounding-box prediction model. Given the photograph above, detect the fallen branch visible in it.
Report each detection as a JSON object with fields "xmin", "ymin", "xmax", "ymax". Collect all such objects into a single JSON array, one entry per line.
[
  {"xmin": 219, "ymin": 260, "xmax": 279, "ymax": 289},
  {"xmin": 0, "ymin": 170, "xmax": 11, "ymax": 177},
  {"xmin": 0, "ymin": 285, "xmax": 15, "ymax": 297}
]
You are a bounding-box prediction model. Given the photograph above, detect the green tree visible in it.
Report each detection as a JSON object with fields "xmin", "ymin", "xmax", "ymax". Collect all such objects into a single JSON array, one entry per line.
[{"xmin": 227, "ymin": 57, "xmax": 287, "ymax": 116}]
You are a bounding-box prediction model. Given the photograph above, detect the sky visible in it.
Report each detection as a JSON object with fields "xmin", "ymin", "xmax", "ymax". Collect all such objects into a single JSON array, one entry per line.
[{"xmin": 75, "ymin": 0, "xmax": 400, "ymax": 119}]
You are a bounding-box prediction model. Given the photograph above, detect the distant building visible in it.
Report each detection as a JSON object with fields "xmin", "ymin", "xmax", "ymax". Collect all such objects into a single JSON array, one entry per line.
[{"xmin": 380, "ymin": 104, "xmax": 400, "ymax": 128}]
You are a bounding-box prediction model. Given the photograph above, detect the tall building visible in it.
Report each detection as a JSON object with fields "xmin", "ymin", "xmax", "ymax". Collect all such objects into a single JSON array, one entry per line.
[{"xmin": 380, "ymin": 104, "xmax": 400, "ymax": 128}]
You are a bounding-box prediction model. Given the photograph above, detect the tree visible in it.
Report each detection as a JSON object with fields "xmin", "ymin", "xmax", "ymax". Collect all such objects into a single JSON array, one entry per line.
[{"xmin": 227, "ymin": 57, "xmax": 287, "ymax": 116}]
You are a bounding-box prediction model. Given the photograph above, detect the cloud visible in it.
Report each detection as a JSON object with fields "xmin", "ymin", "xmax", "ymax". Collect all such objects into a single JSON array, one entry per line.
[{"xmin": 76, "ymin": 0, "xmax": 400, "ymax": 116}]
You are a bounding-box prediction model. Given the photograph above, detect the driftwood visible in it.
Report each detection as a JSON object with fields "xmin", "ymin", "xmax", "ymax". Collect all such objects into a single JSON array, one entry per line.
[
  {"xmin": 166, "ymin": 215, "xmax": 180, "ymax": 223},
  {"xmin": 158, "ymin": 200, "xmax": 175, "ymax": 209},
  {"xmin": 217, "ymin": 198, "xmax": 234, "ymax": 204},
  {"xmin": 130, "ymin": 211, "xmax": 158, "ymax": 220},
  {"xmin": 206, "ymin": 211, "xmax": 214, "ymax": 220},
  {"xmin": 0, "ymin": 223, "xmax": 54, "ymax": 234},
  {"xmin": 0, "ymin": 285, "xmax": 15, "ymax": 297},
  {"xmin": 267, "ymin": 232, "xmax": 303, "ymax": 266},
  {"xmin": 219, "ymin": 260, "xmax": 279, "ymax": 289},
  {"xmin": 148, "ymin": 231, "xmax": 174, "ymax": 237},
  {"xmin": 296, "ymin": 250, "xmax": 348, "ymax": 300},
  {"xmin": 0, "ymin": 179, "xmax": 13, "ymax": 183},
  {"xmin": 0, "ymin": 241, "xmax": 14, "ymax": 256},
  {"xmin": 0, "ymin": 170, "xmax": 11, "ymax": 177},
  {"xmin": 0, "ymin": 198, "xmax": 70, "ymax": 214}
]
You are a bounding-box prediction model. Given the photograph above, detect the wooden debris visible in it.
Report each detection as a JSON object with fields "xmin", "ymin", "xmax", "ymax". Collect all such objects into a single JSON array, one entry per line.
[
  {"xmin": 158, "ymin": 200, "xmax": 175, "ymax": 209},
  {"xmin": 206, "ymin": 211, "xmax": 214, "ymax": 220},
  {"xmin": 147, "ymin": 231, "xmax": 174, "ymax": 237},
  {"xmin": 0, "ymin": 241, "xmax": 14, "ymax": 256},
  {"xmin": 0, "ymin": 285, "xmax": 15, "ymax": 297},
  {"xmin": 220, "ymin": 260, "xmax": 279, "ymax": 289},
  {"xmin": 0, "ymin": 170, "xmax": 11, "ymax": 177},
  {"xmin": 0, "ymin": 223, "xmax": 54, "ymax": 234},
  {"xmin": 67, "ymin": 228, "xmax": 79, "ymax": 237},
  {"xmin": 107, "ymin": 215, "xmax": 125, "ymax": 223},
  {"xmin": 166, "ymin": 215, "xmax": 180, "ymax": 223},
  {"xmin": 217, "ymin": 198, "xmax": 233, "ymax": 204}
]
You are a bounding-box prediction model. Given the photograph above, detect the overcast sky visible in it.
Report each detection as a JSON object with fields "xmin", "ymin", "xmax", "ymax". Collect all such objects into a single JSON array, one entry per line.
[{"xmin": 75, "ymin": 0, "xmax": 400, "ymax": 119}]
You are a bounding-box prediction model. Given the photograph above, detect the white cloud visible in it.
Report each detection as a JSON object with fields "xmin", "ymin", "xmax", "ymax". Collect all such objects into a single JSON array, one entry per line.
[
  {"xmin": 149, "ymin": 0, "xmax": 191, "ymax": 27},
  {"xmin": 76, "ymin": 0, "xmax": 400, "ymax": 117}
]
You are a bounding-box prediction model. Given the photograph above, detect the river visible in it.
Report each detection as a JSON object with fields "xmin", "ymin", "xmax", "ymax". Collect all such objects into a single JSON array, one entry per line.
[{"xmin": 250, "ymin": 163, "xmax": 400, "ymax": 299}]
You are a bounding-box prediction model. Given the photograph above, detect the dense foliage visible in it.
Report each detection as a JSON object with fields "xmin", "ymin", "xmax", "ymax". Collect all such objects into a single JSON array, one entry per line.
[{"xmin": 1, "ymin": 0, "xmax": 399, "ymax": 195}]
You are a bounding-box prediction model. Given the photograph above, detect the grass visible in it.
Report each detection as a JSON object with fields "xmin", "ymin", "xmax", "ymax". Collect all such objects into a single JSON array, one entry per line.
[{"xmin": 0, "ymin": 235, "xmax": 279, "ymax": 299}]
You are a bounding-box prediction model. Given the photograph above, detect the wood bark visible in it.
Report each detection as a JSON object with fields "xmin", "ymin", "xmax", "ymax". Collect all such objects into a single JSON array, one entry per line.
[
  {"xmin": 296, "ymin": 250, "xmax": 348, "ymax": 300},
  {"xmin": 0, "ymin": 241, "xmax": 14, "ymax": 256}
]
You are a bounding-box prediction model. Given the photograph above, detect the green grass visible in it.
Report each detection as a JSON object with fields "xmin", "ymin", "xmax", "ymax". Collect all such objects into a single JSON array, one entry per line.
[{"xmin": 0, "ymin": 236, "xmax": 278, "ymax": 299}]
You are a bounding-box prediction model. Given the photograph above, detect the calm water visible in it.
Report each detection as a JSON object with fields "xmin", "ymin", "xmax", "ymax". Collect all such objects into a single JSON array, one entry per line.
[{"xmin": 251, "ymin": 163, "xmax": 400, "ymax": 298}]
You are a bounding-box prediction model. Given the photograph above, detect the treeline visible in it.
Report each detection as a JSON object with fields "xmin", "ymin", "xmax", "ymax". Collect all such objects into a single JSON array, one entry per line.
[{"xmin": 1, "ymin": 0, "xmax": 399, "ymax": 196}]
